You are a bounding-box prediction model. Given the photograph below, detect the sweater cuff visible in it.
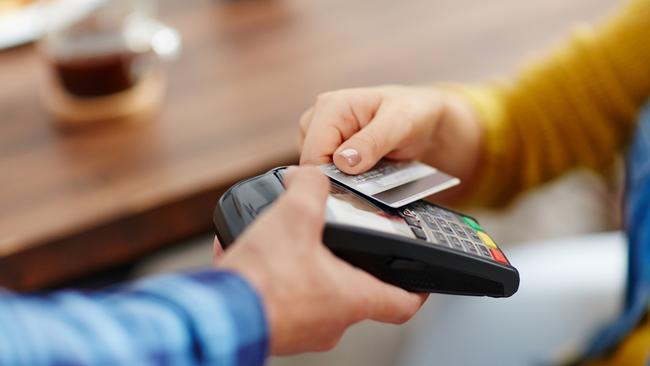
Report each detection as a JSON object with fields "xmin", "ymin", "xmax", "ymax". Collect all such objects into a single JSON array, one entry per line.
[{"xmin": 440, "ymin": 83, "xmax": 512, "ymax": 208}]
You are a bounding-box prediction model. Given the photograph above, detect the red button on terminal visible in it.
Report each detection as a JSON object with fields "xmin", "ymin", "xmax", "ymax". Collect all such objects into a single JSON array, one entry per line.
[{"xmin": 490, "ymin": 248, "xmax": 508, "ymax": 264}]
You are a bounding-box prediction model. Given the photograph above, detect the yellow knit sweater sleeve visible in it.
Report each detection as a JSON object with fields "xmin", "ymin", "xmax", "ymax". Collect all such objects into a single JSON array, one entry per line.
[{"xmin": 458, "ymin": 0, "xmax": 650, "ymax": 207}]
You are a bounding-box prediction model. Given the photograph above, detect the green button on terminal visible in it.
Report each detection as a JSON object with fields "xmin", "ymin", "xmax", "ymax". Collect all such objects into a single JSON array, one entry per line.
[{"xmin": 463, "ymin": 216, "xmax": 483, "ymax": 231}]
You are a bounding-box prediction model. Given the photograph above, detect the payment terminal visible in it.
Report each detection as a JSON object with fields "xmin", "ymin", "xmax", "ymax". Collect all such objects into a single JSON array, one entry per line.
[{"xmin": 213, "ymin": 167, "xmax": 519, "ymax": 297}]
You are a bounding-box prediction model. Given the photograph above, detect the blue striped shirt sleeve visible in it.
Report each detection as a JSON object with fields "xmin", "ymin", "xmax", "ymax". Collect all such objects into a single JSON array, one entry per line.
[{"xmin": 0, "ymin": 270, "xmax": 268, "ymax": 366}]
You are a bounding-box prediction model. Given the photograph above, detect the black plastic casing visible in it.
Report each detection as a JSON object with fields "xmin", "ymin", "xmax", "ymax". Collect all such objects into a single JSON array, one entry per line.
[{"xmin": 213, "ymin": 167, "xmax": 519, "ymax": 297}]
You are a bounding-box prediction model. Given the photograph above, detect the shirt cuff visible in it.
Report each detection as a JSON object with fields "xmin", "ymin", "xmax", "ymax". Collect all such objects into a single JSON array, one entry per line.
[{"xmin": 134, "ymin": 269, "xmax": 269, "ymax": 365}]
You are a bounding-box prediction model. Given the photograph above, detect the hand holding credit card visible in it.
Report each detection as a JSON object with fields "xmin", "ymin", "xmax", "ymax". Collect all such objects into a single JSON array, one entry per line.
[{"xmin": 319, "ymin": 159, "xmax": 460, "ymax": 208}]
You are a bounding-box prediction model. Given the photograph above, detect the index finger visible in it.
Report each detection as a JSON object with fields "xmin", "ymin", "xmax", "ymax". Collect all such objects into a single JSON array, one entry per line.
[
  {"xmin": 299, "ymin": 98, "xmax": 360, "ymax": 165},
  {"xmin": 300, "ymin": 119, "xmax": 346, "ymax": 166},
  {"xmin": 213, "ymin": 236, "xmax": 224, "ymax": 263},
  {"xmin": 366, "ymin": 279, "xmax": 428, "ymax": 324}
]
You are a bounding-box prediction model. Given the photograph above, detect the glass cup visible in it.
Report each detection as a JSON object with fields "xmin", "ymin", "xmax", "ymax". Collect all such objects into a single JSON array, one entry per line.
[{"xmin": 41, "ymin": 0, "xmax": 180, "ymax": 127}]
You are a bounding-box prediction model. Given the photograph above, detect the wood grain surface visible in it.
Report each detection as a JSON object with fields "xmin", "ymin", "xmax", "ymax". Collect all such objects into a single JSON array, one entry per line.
[{"xmin": 0, "ymin": 0, "xmax": 614, "ymax": 290}]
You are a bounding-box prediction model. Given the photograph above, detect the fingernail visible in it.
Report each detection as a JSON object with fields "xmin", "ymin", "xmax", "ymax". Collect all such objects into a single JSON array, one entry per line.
[{"xmin": 338, "ymin": 148, "xmax": 361, "ymax": 167}]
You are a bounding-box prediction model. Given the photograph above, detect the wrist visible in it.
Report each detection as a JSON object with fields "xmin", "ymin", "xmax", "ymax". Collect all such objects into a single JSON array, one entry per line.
[
  {"xmin": 166, "ymin": 270, "xmax": 270, "ymax": 364},
  {"xmin": 219, "ymin": 258, "xmax": 285, "ymax": 354},
  {"xmin": 425, "ymin": 90, "xmax": 484, "ymax": 202}
]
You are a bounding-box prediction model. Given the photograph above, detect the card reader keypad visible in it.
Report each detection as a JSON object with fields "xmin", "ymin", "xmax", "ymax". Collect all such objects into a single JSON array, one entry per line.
[{"xmin": 399, "ymin": 203, "xmax": 508, "ymax": 265}]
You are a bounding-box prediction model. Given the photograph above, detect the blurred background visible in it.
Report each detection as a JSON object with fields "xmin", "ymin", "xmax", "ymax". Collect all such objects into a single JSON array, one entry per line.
[{"xmin": 0, "ymin": 0, "xmax": 622, "ymax": 365}]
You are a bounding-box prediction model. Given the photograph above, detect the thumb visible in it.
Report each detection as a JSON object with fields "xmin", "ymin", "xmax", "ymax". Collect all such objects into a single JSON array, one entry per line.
[
  {"xmin": 283, "ymin": 166, "xmax": 330, "ymax": 203},
  {"xmin": 332, "ymin": 106, "xmax": 407, "ymax": 175},
  {"xmin": 276, "ymin": 166, "xmax": 330, "ymax": 236}
]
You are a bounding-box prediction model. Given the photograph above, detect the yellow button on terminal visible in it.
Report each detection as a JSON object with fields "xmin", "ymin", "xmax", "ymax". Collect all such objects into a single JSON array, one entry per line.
[{"xmin": 477, "ymin": 231, "xmax": 497, "ymax": 249}]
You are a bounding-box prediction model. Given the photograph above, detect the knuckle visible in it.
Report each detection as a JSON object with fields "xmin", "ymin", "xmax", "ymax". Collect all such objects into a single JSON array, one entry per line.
[{"xmin": 351, "ymin": 298, "xmax": 370, "ymax": 323}]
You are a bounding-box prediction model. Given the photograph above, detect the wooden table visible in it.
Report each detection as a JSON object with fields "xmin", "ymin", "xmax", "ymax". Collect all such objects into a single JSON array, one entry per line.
[{"xmin": 0, "ymin": 0, "xmax": 614, "ymax": 291}]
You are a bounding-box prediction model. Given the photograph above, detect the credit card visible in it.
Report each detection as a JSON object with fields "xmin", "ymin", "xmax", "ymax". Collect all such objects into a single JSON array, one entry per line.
[{"xmin": 319, "ymin": 159, "xmax": 460, "ymax": 208}]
